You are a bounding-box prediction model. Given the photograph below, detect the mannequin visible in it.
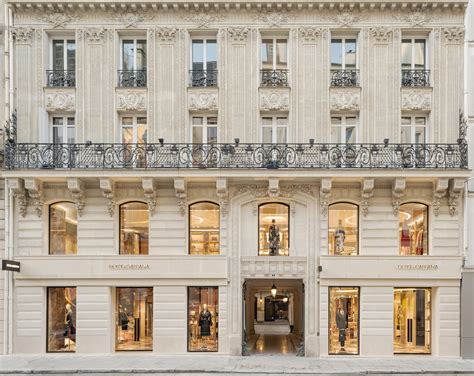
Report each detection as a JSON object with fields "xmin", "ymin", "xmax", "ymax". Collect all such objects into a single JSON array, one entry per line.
[
  {"xmin": 334, "ymin": 219, "xmax": 346, "ymax": 255},
  {"xmin": 336, "ymin": 305, "xmax": 347, "ymax": 351},
  {"xmin": 415, "ymin": 227, "xmax": 424, "ymax": 255},
  {"xmin": 400, "ymin": 219, "xmax": 411, "ymax": 255},
  {"xmin": 268, "ymin": 219, "xmax": 281, "ymax": 256},
  {"xmin": 199, "ymin": 304, "xmax": 212, "ymax": 338},
  {"xmin": 64, "ymin": 303, "xmax": 75, "ymax": 348},
  {"xmin": 119, "ymin": 306, "xmax": 129, "ymax": 330}
]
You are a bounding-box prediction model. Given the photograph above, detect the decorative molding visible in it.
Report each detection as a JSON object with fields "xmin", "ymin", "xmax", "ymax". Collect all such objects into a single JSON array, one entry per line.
[
  {"xmin": 260, "ymin": 89, "xmax": 290, "ymax": 112},
  {"xmin": 24, "ymin": 178, "xmax": 43, "ymax": 218},
  {"xmin": 432, "ymin": 178, "xmax": 449, "ymax": 217},
  {"xmin": 330, "ymin": 89, "xmax": 360, "ymax": 111},
  {"xmin": 189, "ymin": 91, "xmax": 218, "ymax": 111},
  {"xmin": 393, "ymin": 10, "xmax": 430, "ymax": 26},
  {"xmin": 448, "ymin": 178, "xmax": 464, "ymax": 216},
  {"xmin": 174, "ymin": 178, "xmax": 187, "ymax": 216},
  {"xmin": 442, "ymin": 27, "xmax": 464, "ymax": 44},
  {"xmin": 184, "ymin": 10, "xmax": 222, "ymax": 28},
  {"xmin": 155, "ymin": 27, "xmax": 178, "ymax": 42},
  {"xmin": 298, "ymin": 27, "xmax": 321, "ymax": 42},
  {"xmin": 320, "ymin": 178, "xmax": 332, "ymax": 218},
  {"xmin": 268, "ymin": 178, "xmax": 280, "ymax": 198},
  {"xmin": 327, "ymin": 10, "xmax": 365, "ymax": 27},
  {"xmin": 361, "ymin": 178, "xmax": 375, "ymax": 217},
  {"xmin": 100, "ymin": 178, "xmax": 115, "ymax": 217},
  {"xmin": 11, "ymin": 27, "xmax": 34, "ymax": 44},
  {"xmin": 45, "ymin": 91, "xmax": 75, "ymax": 112},
  {"xmin": 142, "ymin": 178, "xmax": 157, "ymax": 215},
  {"xmin": 370, "ymin": 27, "xmax": 393, "ymax": 44},
  {"xmin": 67, "ymin": 178, "xmax": 85, "ymax": 217},
  {"xmin": 227, "ymin": 27, "xmax": 250, "ymax": 43},
  {"xmin": 114, "ymin": 12, "xmax": 153, "ymax": 28},
  {"xmin": 216, "ymin": 178, "xmax": 228, "ymax": 217},
  {"xmin": 392, "ymin": 178, "xmax": 406, "ymax": 216},
  {"xmin": 117, "ymin": 90, "xmax": 147, "ymax": 112},
  {"xmin": 241, "ymin": 257, "xmax": 307, "ymax": 279},
  {"xmin": 8, "ymin": 179, "xmax": 27, "ymax": 218},
  {"xmin": 41, "ymin": 12, "xmax": 79, "ymax": 28},
  {"xmin": 401, "ymin": 89, "xmax": 432, "ymax": 111},
  {"xmin": 78, "ymin": 27, "xmax": 107, "ymax": 43},
  {"xmin": 254, "ymin": 10, "xmax": 293, "ymax": 27}
]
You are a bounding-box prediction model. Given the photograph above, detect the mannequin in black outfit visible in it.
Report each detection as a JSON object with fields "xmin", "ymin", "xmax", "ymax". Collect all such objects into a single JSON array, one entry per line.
[
  {"xmin": 199, "ymin": 304, "xmax": 212, "ymax": 337},
  {"xmin": 336, "ymin": 306, "xmax": 347, "ymax": 350}
]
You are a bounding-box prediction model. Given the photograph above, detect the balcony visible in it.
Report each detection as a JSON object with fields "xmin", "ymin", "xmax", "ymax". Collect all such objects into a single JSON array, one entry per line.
[
  {"xmin": 46, "ymin": 70, "xmax": 75, "ymax": 87},
  {"xmin": 261, "ymin": 69, "xmax": 289, "ymax": 87},
  {"xmin": 401, "ymin": 70, "xmax": 430, "ymax": 87},
  {"xmin": 4, "ymin": 141, "xmax": 467, "ymax": 170},
  {"xmin": 330, "ymin": 70, "xmax": 359, "ymax": 87},
  {"xmin": 117, "ymin": 70, "xmax": 147, "ymax": 88},
  {"xmin": 189, "ymin": 70, "xmax": 218, "ymax": 87}
]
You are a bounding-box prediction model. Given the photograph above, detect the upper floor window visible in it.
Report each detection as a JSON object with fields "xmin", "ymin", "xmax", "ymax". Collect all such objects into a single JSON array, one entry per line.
[
  {"xmin": 401, "ymin": 39, "xmax": 429, "ymax": 86},
  {"xmin": 119, "ymin": 202, "xmax": 149, "ymax": 255},
  {"xmin": 119, "ymin": 39, "xmax": 147, "ymax": 87},
  {"xmin": 328, "ymin": 203, "xmax": 358, "ymax": 256},
  {"xmin": 190, "ymin": 39, "xmax": 217, "ymax": 87},
  {"xmin": 399, "ymin": 203, "xmax": 428, "ymax": 256},
  {"xmin": 52, "ymin": 116, "xmax": 75, "ymax": 144},
  {"xmin": 401, "ymin": 116, "xmax": 426, "ymax": 144},
  {"xmin": 331, "ymin": 116, "xmax": 357, "ymax": 144},
  {"xmin": 258, "ymin": 203, "xmax": 289, "ymax": 256},
  {"xmin": 47, "ymin": 39, "xmax": 75, "ymax": 87},
  {"xmin": 122, "ymin": 116, "xmax": 147, "ymax": 144},
  {"xmin": 330, "ymin": 38, "xmax": 358, "ymax": 86},
  {"xmin": 49, "ymin": 202, "xmax": 77, "ymax": 255},
  {"xmin": 189, "ymin": 202, "xmax": 220, "ymax": 255},
  {"xmin": 262, "ymin": 116, "xmax": 287, "ymax": 144},
  {"xmin": 192, "ymin": 116, "xmax": 217, "ymax": 144},
  {"xmin": 261, "ymin": 38, "xmax": 288, "ymax": 87}
]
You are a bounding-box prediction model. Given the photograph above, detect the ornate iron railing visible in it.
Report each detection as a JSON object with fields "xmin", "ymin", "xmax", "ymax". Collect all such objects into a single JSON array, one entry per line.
[
  {"xmin": 330, "ymin": 69, "xmax": 359, "ymax": 87},
  {"xmin": 261, "ymin": 69, "xmax": 289, "ymax": 87},
  {"xmin": 117, "ymin": 70, "xmax": 147, "ymax": 87},
  {"xmin": 401, "ymin": 70, "xmax": 430, "ymax": 87},
  {"xmin": 4, "ymin": 142, "xmax": 467, "ymax": 170},
  {"xmin": 189, "ymin": 70, "xmax": 218, "ymax": 87},
  {"xmin": 46, "ymin": 70, "xmax": 76, "ymax": 87}
]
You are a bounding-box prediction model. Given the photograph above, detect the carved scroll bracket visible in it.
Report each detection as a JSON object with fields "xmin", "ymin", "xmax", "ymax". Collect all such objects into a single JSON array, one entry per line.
[
  {"xmin": 361, "ymin": 178, "xmax": 375, "ymax": 217},
  {"xmin": 392, "ymin": 178, "xmax": 406, "ymax": 216},
  {"xmin": 216, "ymin": 178, "xmax": 228, "ymax": 217},
  {"xmin": 432, "ymin": 178, "xmax": 449, "ymax": 217},
  {"xmin": 174, "ymin": 178, "xmax": 187, "ymax": 216},
  {"xmin": 25, "ymin": 178, "xmax": 43, "ymax": 218},
  {"xmin": 67, "ymin": 178, "xmax": 85, "ymax": 217},
  {"xmin": 142, "ymin": 178, "xmax": 157, "ymax": 215},
  {"xmin": 8, "ymin": 178, "xmax": 27, "ymax": 218},
  {"xmin": 448, "ymin": 178, "xmax": 464, "ymax": 216},
  {"xmin": 100, "ymin": 178, "xmax": 115, "ymax": 217},
  {"xmin": 320, "ymin": 178, "xmax": 332, "ymax": 218}
]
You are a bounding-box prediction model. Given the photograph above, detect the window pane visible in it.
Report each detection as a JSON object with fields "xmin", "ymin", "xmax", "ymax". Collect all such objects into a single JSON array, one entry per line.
[
  {"xmin": 206, "ymin": 40, "xmax": 217, "ymax": 71},
  {"xmin": 192, "ymin": 117, "xmax": 203, "ymax": 125},
  {"xmin": 137, "ymin": 126, "xmax": 147, "ymax": 144},
  {"xmin": 259, "ymin": 203, "xmax": 289, "ymax": 256},
  {"xmin": 262, "ymin": 127, "xmax": 272, "ymax": 143},
  {"xmin": 192, "ymin": 40, "xmax": 204, "ymax": 70},
  {"xmin": 116, "ymin": 287, "xmax": 153, "ymax": 351},
  {"xmin": 394, "ymin": 288, "xmax": 431, "ymax": 354},
  {"xmin": 66, "ymin": 41, "xmax": 76, "ymax": 71},
  {"xmin": 120, "ymin": 202, "xmax": 149, "ymax": 255},
  {"xmin": 399, "ymin": 203, "xmax": 428, "ymax": 255},
  {"xmin": 207, "ymin": 127, "xmax": 217, "ymax": 144},
  {"xmin": 122, "ymin": 127, "xmax": 133, "ymax": 144},
  {"xmin": 52, "ymin": 40, "xmax": 65, "ymax": 70},
  {"xmin": 261, "ymin": 39, "xmax": 273, "ymax": 69},
  {"xmin": 207, "ymin": 117, "xmax": 218, "ymax": 125},
  {"xmin": 401, "ymin": 40, "xmax": 412, "ymax": 70},
  {"xmin": 346, "ymin": 116, "xmax": 357, "ymax": 125},
  {"xmin": 345, "ymin": 39, "xmax": 357, "ymax": 69},
  {"xmin": 276, "ymin": 117, "xmax": 287, "ymax": 126},
  {"xmin": 193, "ymin": 127, "xmax": 203, "ymax": 144},
  {"xmin": 136, "ymin": 40, "xmax": 147, "ymax": 70},
  {"xmin": 277, "ymin": 127, "xmax": 287, "ymax": 143},
  {"xmin": 415, "ymin": 127, "xmax": 425, "ymax": 144},
  {"xmin": 275, "ymin": 39, "xmax": 287, "ymax": 69},
  {"xmin": 67, "ymin": 117, "xmax": 75, "ymax": 126},
  {"xmin": 331, "ymin": 39, "xmax": 343, "ymax": 70},
  {"xmin": 52, "ymin": 127, "xmax": 63, "ymax": 144},
  {"xmin": 122, "ymin": 40, "xmax": 134, "ymax": 70},
  {"xmin": 331, "ymin": 117, "xmax": 342, "ymax": 125},
  {"xmin": 328, "ymin": 203, "xmax": 358, "ymax": 255},
  {"xmin": 346, "ymin": 127, "xmax": 356, "ymax": 143},
  {"xmin": 329, "ymin": 287, "xmax": 359, "ymax": 355},
  {"xmin": 67, "ymin": 127, "xmax": 75, "ymax": 144},
  {"xmin": 47, "ymin": 287, "xmax": 76, "ymax": 352},
  {"xmin": 189, "ymin": 202, "xmax": 220, "ymax": 255},
  {"xmin": 122, "ymin": 117, "xmax": 133, "ymax": 126},
  {"xmin": 331, "ymin": 125, "xmax": 341, "ymax": 143},
  {"xmin": 414, "ymin": 40, "xmax": 426, "ymax": 70},
  {"xmin": 262, "ymin": 117, "xmax": 273, "ymax": 126},
  {"xmin": 188, "ymin": 287, "xmax": 218, "ymax": 352},
  {"xmin": 401, "ymin": 127, "xmax": 411, "ymax": 143},
  {"xmin": 401, "ymin": 117, "xmax": 412, "ymax": 125},
  {"xmin": 415, "ymin": 117, "xmax": 426, "ymax": 125},
  {"xmin": 49, "ymin": 202, "xmax": 77, "ymax": 255}
]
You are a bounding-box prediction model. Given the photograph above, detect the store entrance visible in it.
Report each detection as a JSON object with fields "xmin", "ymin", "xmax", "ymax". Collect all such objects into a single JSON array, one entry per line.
[{"xmin": 242, "ymin": 279, "xmax": 304, "ymax": 356}]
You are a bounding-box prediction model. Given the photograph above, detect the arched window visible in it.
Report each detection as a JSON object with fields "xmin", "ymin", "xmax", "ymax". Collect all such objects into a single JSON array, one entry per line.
[
  {"xmin": 49, "ymin": 202, "xmax": 77, "ymax": 255},
  {"xmin": 399, "ymin": 203, "xmax": 428, "ymax": 255},
  {"xmin": 189, "ymin": 202, "xmax": 220, "ymax": 255},
  {"xmin": 328, "ymin": 202, "xmax": 358, "ymax": 256},
  {"xmin": 120, "ymin": 202, "xmax": 149, "ymax": 255},
  {"xmin": 258, "ymin": 203, "xmax": 289, "ymax": 256}
]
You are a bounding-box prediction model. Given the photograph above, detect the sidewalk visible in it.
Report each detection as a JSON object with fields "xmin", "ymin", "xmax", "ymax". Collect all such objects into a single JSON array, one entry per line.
[{"xmin": 0, "ymin": 354, "xmax": 473, "ymax": 375}]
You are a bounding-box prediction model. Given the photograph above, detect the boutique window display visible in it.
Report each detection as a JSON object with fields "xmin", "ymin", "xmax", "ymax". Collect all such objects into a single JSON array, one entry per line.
[
  {"xmin": 258, "ymin": 203, "xmax": 289, "ymax": 256},
  {"xmin": 394, "ymin": 288, "xmax": 431, "ymax": 354},
  {"xmin": 116, "ymin": 287, "xmax": 153, "ymax": 351},
  {"xmin": 329, "ymin": 287, "xmax": 359, "ymax": 355},
  {"xmin": 189, "ymin": 202, "xmax": 220, "ymax": 255},
  {"xmin": 328, "ymin": 203, "xmax": 358, "ymax": 255},
  {"xmin": 399, "ymin": 203, "xmax": 428, "ymax": 255},
  {"xmin": 188, "ymin": 287, "xmax": 219, "ymax": 352},
  {"xmin": 119, "ymin": 202, "xmax": 149, "ymax": 255},
  {"xmin": 47, "ymin": 287, "xmax": 76, "ymax": 352},
  {"xmin": 49, "ymin": 202, "xmax": 77, "ymax": 255}
]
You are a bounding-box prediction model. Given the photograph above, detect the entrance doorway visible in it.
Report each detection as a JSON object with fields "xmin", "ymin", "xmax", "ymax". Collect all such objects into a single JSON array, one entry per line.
[{"xmin": 242, "ymin": 279, "xmax": 304, "ymax": 356}]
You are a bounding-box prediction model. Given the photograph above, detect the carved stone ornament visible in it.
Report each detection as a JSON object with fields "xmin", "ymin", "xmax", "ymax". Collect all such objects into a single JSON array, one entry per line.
[
  {"xmin": 174, "ymin": 178, "xmax": 187, "ymax": 216},
  {"xmin": 117, "ymin": 90, "xmax": 146, "ymax": 112},
  {"xmin": 442, "ymin": 27, "xmax": 465, "ymax": 44},
  {"xmin": 115, "ymin": 12, "xmax": 153, "ymax": 28},
  {"xmin": 227, "ymin": 27, "xmax": 250, "ymax": 43},
  {"xmin": 448, "ymin": 179, "xmax": 464, "ymax": 216},
  {"xmin": 41, "ymin": 12, "xmax": 79, "ymax": 28},
  {"xmin": 155, "ymin": 27, "xmax": 178, "ymax": 42},
  {"xmin": 142, "ymin": 178, "xmax": 157, "ymax": 215},
  {"xmin": 189, "ymin": 91, "xmax": 218, "ymax": 111},
  {"xmin": 392, "ymin": 178, "xmax": 406, "ymax": 217},
  {"xmin": 330, "ymin": 89, "xmax": 360, "ymax": 111},
  {"xmin": 320, "ymin": 178, "xmax": 332, "ymax": 218},
  {"xmin": 327, "ymin": 11, "xmax": 365, "ymax": 27},
  {"xmin": 8, "ymin": 179, "xmax": 27, "ymax": 218},
  {"xmin": 432, "ymin": 178, "xmax": 448, "ymax": 217},
  {"xmin": 11, "ymin": 27, "xmax": 33, "ymax": 44},
  {"xmin": 79, "ymin": 27, "xmax": 107, "ymax": 43},
  {"xmin": 361, "ymin": 178, "xmax": 375, "ymax": 217},
  {"xmin": 45, "ymin": 92, "xmax": 75, "ymax": 112},
  {"xmin": 25, "ymin": 179, "xmax": 43, "ymax": 218},
  {"xmin": 298, "ymin": 27, "xmax": 321, "ymax": 43},
  {"xmin": 393, "ymin": 11, "xmax": 430, "ymax": 27},
  {"xmin": 67, "ymin": 178, "xmax": 85, "ymax": 217},
  {"xmin": 184, "ymin": 11, "xmax": 222, "ymax": 28},
  {"xmin": 100, "ymin": 178, "xmax": 115, "ymax": 217},
  {"xmin": 401, "ymin": 89, "xmax": 432, "ymax": 111},
  {"xmin": 254, "ymin": 11, "xmax": 293, "ymax": 27},
  {"xmin": 370, "ymin": 27, "xmax": 393, "ymax": 44},
  {"xmin": 260, "ymin": 89, "xmax": 289, "ymax": 112},
  {"xmin": 216, "ymin": 178, "xmax": 228, "ymax": 217}
]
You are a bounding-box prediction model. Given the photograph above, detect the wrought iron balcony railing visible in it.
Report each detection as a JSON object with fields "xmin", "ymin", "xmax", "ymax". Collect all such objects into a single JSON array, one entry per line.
[
  {"xmin": 189, "ymin": 70, "xmax": 218, "ymax": 87},
  {"xmin": 4, "ymin": 142, "xmax": 467, "ymax": 170},
  {"xmin": 261, "ymin": 69, "xmax": 289, "ymax": 87},
  {"xmin": 46, "ymin": 70, "xmax": 76, "ymax": 87},
  {"xmin": 330, "ymin": 69, "xmax": 359, "ymax": 87},
  {"xmin": 117, "ymin": 70, "xmax": 147, "ymax": 87},
  {"xmin": 401, "ymin": 70, "xmax": 430, "ymax": 87}
]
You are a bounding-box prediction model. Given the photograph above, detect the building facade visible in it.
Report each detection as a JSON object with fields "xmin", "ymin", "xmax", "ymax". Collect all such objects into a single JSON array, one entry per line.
[{"xmin": 0, "ymin": 0, "xmax": 469, "ymax": 357}]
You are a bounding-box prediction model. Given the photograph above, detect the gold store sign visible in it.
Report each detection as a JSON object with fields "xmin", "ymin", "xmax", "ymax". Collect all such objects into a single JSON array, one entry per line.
[
  {"xmin": 397, "ymin": 264, "xmax": 439, "ymax": 271},
  {"xmin": 109, "ymin": 264, "xmax": 150, "ymax": 270}
]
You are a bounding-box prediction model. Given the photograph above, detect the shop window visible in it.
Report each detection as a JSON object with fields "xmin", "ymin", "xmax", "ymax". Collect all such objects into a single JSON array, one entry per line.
[
  {"xmin": 329, "ymin": 287, "xmax": 359, "ymax": 355},
  {"xmin": 399, "ymin": 203, "xmax": 428, "ymax": 255},
  {"xmin": 394, "ymin": 288, "xmax": 431, "ymax": 354},
  {"xmin": 116, "ymin": 287, "xmax": 153, "ymax": 351},
  {"xmin": 119, "ymin": 202, "xmax": 149, "ymax": 255},
  {"xmin": 258, "ymin": 203, "xmax": 289, "ymax": 256},
  {"xmin": 188, "ymin": 287, "xmax": 219, "ymax": 352},
  {"xmin": 49, "ymin": 202, "xmax": 77, "ymax": 255},
  {"xmin": 47, "ymin": 287, "xmax": 76, "ymax": 352},
  {"xmin": 189, "ymin": 202, "xmax": 220, "ymax": 255},
  {"xmin": 328, "ymin": 203, "xmax": 358, "ymax": 256}
]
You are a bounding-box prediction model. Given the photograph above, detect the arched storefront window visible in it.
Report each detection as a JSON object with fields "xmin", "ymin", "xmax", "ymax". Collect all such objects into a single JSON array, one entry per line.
[
  {"xmin": 328, "ymin": 203, "xmax": 358, "ymax": 256},
  {"xmin": 258, "ymin": 203, "xmax": 289, "ymax": 256},
  {"xmin": 189, "ymin": 202, "xmax": 220, "ymax": 255},
  {"xmin": 399, "ymin": 203, "xmax": 428, "ymax": 255},
  {"xmin": 119, "ymin": 202, "xmax": 149, "ymax": 255},
  {"xmin": 49, "ymin": 202, "xmax": 77, "ymax": 255}
]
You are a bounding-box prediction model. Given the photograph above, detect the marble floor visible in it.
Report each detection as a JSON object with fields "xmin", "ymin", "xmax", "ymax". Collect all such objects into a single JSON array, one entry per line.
[{"xmin": 248, "ymin": 334, "xmax": 297, "ymax": 356}]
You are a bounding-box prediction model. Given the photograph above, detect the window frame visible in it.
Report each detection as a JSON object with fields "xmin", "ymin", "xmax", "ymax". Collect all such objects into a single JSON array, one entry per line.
[
  {"xmin": 50, "ymin": 38, "xmax": 76, "ymax": 71},
  {"xmin": 118, "ymin": 201, "xmax": 149, "ymax": 255},
  {"xmin": 190, "ymin": 38, "xmax": 218, "ymax": 70},
  {"xmin": 260, "ymin": 37, "xmax": 288, "ymax": 70},
  {"xmin": 51, "ymin": 115, "xmax": 75, "ymax": 144},
  {"xmin": 48, "ymin": 201, "xmax": 78, "ymax": 255},
  {"xmin": 261, "ymin": 115, "xmax": 288, "ymax": 144},
  {"xmin": 330, "ymin": 38, "xmax": 358, "ymax": 70},
  {"xmin": 121, "ymin": 115, "xmax": 148, "ymax": 144},
  {"xmin": 120, "ymin": 38, "xmax": 147, "ymax": 71},
  {"xmin": 401, "ymin": 38, "xmax": 428, "ymax": 70},
  {"xmin": 400, "ymin": 115, "xmax": 428, "ymax": 144},
  {"xmin": 399, "ymin": 202, "xmax": 429, "ymax": 256},
  {"xmin": 330, "ymin": 115, "xmax": 358, "ymax": 144},
  {"xmin": 191, "ymin": 115, "xmax": 218, "ymax": 144},
  {"xmin": 257, "ymin": 202, "xmax": 290, "ymax": 256},
  {"xmin": 328, "ymin": 202, "xmax": 359, "ymax": 256},
  {"xmin": 188, "ymin": 201, "xmax": 220, "ymax": 255}
]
